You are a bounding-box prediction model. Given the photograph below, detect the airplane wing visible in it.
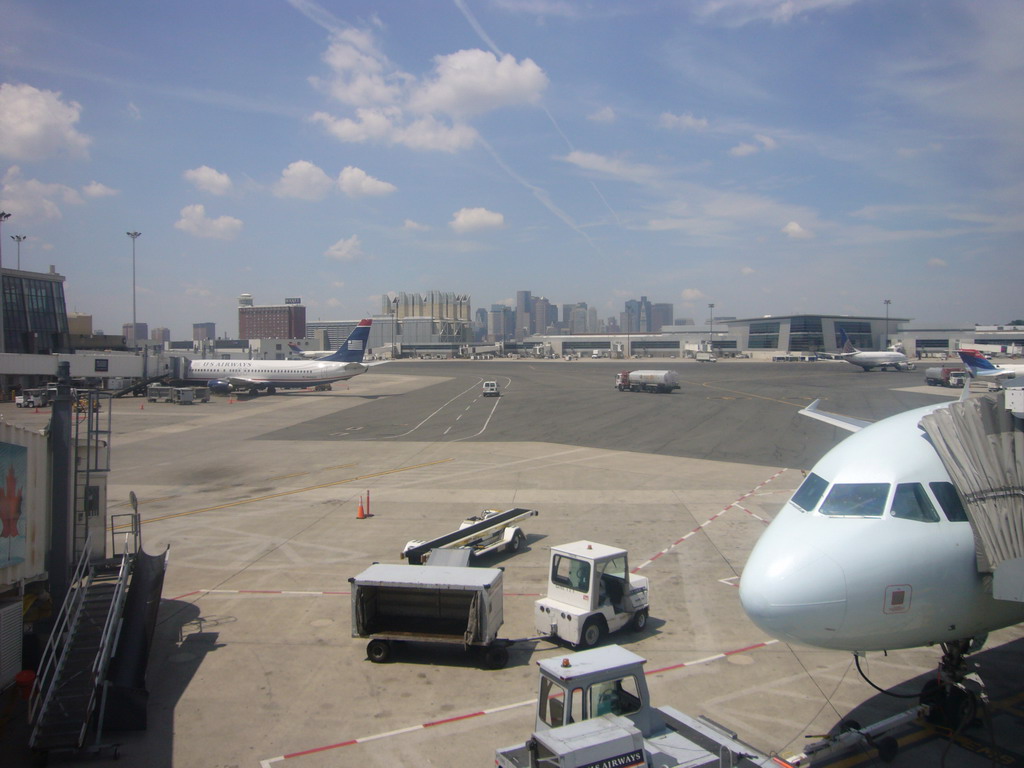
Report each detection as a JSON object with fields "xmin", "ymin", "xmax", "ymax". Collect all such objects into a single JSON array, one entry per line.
[{"xmin": 798, "ymin": 399, "xmax": 871, "ymax": 433}]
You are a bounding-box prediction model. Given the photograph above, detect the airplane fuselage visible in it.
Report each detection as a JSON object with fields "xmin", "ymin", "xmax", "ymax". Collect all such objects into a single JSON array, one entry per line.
[
  {"xmin": 186, "ymin": 358, "xmax": 367, "ymax": 390},
  {"xmin": 740, "ymin": 404, "xmax": 1024, "ymax": 652},
  {"xmin": 843, "ymin": 351, "xmax": 911, "ymax": 371}
]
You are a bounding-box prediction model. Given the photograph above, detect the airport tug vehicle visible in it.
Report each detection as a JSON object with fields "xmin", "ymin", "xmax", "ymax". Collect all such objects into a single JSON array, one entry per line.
[
  {"xmin": 495, "ymin": 646, "xmax": 769, "ymax": 768},
  {"xmin": 535, "ymin": 541, "xmax": 650, "ymax": 648}
]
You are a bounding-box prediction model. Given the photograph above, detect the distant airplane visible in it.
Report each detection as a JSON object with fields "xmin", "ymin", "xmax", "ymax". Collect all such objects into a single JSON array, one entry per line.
[
  {"xmin": 187, "ymin": 319, "xmax": 379, "ymax": 395},
  {"xmin": 288, "ymin": 342, "xmax": 330, "ymax": 359},
  {"xmin": 958, "ymin": 349, "xmax": 1024, "ymax": 387},
  {"xmin": 740, "ymin": 391, "xmax": 1024, "ymax": 723},
  {"xmin": 836, "ymin": 328, "xmax": 913, "ymax": 371}
]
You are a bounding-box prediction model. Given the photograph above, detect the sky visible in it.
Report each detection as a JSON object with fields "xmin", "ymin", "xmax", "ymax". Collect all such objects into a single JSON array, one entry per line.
[{"xmin": 1, "ymin": 0, "xmax": 1022, "ymax": 339}]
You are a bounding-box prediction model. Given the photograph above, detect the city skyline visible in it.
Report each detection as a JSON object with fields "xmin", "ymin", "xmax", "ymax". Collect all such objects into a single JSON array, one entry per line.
[{"xmin": 2, "ymin": 1, "xmax": 1022, "ymax": 338}]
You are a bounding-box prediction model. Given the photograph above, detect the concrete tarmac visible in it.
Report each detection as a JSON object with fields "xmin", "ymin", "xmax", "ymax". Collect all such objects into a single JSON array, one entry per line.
[{"xmin": 2, "ymin": 358, "xmax": 1021, "ymax": 767}]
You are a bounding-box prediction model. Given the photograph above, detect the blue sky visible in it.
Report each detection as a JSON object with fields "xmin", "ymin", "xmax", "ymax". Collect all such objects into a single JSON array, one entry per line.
[{"xmin": 1, "ymin": 0, "xmax": 1022, "ymax": 338}]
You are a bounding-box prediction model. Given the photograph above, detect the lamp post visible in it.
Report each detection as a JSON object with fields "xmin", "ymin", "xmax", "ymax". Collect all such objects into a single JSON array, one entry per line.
[
  {"xmin": 391, "ymin": 296, "xmax": 399, "ymax": 359},
  {"xmin": 708, "ymin": 303, "xmax": 715, "ymax": 353},
  {"xmin": 883, "ymin": 298, "xmax": 891, "ymax": 350},
  {"xmin": 10, "ymin": 235, "xmax": 26, "ymax": 270},
  {"xmin": 0, "ymin": 211, "xmax": 11, "ymax": 355},
  {"xmin": 127, "ymin": 232, "xmax": 141, "ymax": 348}
]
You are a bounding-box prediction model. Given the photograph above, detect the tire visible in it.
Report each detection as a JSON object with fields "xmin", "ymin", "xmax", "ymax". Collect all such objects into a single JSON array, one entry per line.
[
  {"xmin": 578, "ymin": 618, "xmax": 604, "ymax": 649},
  {"xmin": 481, "ymin": 645, "xmax": 509, "ymax": 670},
  {"xmin": 510, "ymin": 531, "xmax": 524, "ymax": 552},
  {"xmin": 629, "ymin": 609, "xmax": 648, "ymax": 633},
  {"xmin": 366, "ymin": 639, "xmax": 391, "ymax": 663}
]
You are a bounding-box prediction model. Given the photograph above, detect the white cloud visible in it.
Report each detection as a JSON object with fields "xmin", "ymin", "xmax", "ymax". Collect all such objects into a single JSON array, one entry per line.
[
  {"xmin": 310, "ymin": 28, "xmax": 542, "ymax": 153},
  {"xmin": 403, "ymin": 219, "xmax": 430, "ymax": 231},
  {"xmin": 1, "ymin": 165, "xmax": 82, "ymax": 220},
  {"xmin": 740, "ymin": 266, "xmax": 756, "ymax": 275},
  {"xmin": 588, "ymin": 106, "xmax": 617, "ymax": 123},
  {"xmin": 127, "ymin": 102, "xmax": 142, "ymax": 120},
  {"xmin": 450, "ymin": 207, "xmax": 505, "ymax": 233},
  {"xmin": 184, "ymin": 165, "xmax": 233, "ymax": 195},
  {"xmin": 928, "ymin": 257, "xmax": 947, "ymax": 268},
  {"xmin": 0, "ymin": 83, "xmax": 92, "ymax": 161},
  {"xmin": 729, "ymin": 142, "xmax": 758, "ymax": 157},
  {"xmin": 681, "ymin": 288, "xmax": 706, "ymax": 301},
  {"xmin": 694, "ymin": 0, "xmax": 859, "ymax": 27},
  {"xmin": 325, "ymin": 234, "xmax": 364, "ymax": 261},
  {"xmin": 782, "ymin": 221, "xmax": 814, "ymax": 239},
  {"xmin": 659, "ymin": 112, "xmax": 709, "ymax": 131},
  {"xmin": 409, "ymin": 49, "xmax": 548, "ymax": 118},
  {"xmin": 338, "ymin": 166, "xmax": 396, "ymax": 197},
  {"xmin": 82, "ymin": 181, "xmax": 118, "ymax": 198},
  {"xmin": 562, "ymin": 150, "xmax": 662, "ymax": 184},
  {"xmin": 314, "ymin": 28, "xmax": 404, "ymax": 107},
  {"xmin": 755, "ymin": 133, "xmax": 777, "ymax": 150},
  {"xmin": 274, "ymin": 160, "xmax": 334, "ymax": 200},
  {"xmin": 174, "ymin": 204, "xmax": 243, "ymax": 240}
]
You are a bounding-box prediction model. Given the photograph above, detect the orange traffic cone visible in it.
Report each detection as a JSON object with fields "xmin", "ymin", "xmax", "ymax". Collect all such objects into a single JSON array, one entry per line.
[{"xmin": 357, "ymin": 498, "xmax": 366, "ymax": 519}]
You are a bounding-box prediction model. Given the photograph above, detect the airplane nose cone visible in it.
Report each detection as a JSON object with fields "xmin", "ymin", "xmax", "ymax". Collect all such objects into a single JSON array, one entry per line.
[{"xmin": 740, "ymin": 542, "xmax": 848, "ymax": 647}]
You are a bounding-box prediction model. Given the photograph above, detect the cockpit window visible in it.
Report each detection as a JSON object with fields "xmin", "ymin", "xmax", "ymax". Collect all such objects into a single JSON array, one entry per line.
[
  {"xmin": 890, "ymin": 483, "xmax": 939, "ymax": 522},
  {"xmin": 791, "ymin": 473, "xmax": 829, "ymax": 512},
  {"xmin": 930, "ymin": 482, "xmax": 969, "ymax": 522},
  {"xmin": 820, "ymin": 483, "xmax": 889, "ymax": 517}
]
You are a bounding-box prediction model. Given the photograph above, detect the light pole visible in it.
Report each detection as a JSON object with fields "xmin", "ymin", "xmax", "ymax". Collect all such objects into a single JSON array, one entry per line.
[
  {"xmin": 10, "ymin": 235, "xmax": 26, "ymax": 269},
  {"xmin": 883, "ymin": 299, "xmax": 891, "ymax": 350},
  {"xmin": 708, "ymin": 303, "xmax": 715, "ymax": 353},
  {"xmin": 127, "ymin": 231, "xmax": 141, "ymax": 348},
  {"xmin": 0, "ymin": 211, "xmax": 11, "ymax": 355},
  {"xmin": 391, "ymin": 296, "xmax": 399, "ymax": 359}
]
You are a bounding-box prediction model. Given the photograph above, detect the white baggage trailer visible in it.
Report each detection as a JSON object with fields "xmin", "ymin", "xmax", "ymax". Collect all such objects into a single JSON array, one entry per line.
[{"xmin": 349, "ymin": 563, "xmax": 510, "ymax": 668}]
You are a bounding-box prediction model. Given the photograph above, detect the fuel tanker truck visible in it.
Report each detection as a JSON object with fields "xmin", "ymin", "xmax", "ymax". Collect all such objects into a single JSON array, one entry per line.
[{"xmin": 615, "ymin": 370, "xmax": 680, "ymax": 393}]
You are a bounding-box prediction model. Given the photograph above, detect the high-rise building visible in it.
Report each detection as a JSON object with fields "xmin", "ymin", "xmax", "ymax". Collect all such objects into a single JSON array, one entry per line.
[
  {"xmin": 193, "ymin": 322, "xmax": 216, "ymax": 341},
  {"xmin": 488, "ymin": 304, "xmax": 513, "ymax": 342},
  {"xmin": 532, "ymin": 296, "xmax": 552, "ymax": 334},
  {"xmin": 382, "ymin": 291, "xmax": 472, "ymax": 321},
  {"xmin": 151, "ymin": 327, "xmax": 170, "ymax": 343},
  {"xmin": 515, "ymin": 290, "xmax": 533, "ymax": 340},
  {"xmin": 238, "ymin": 296, "xmax": 305, "ymax": 340},
  {"xmin": 651, "ymin": 303, "xmax": 674, "ymax": 332},
  {"xmin": 123, "ymin": 322, "xmax": 148, "ymax": 346}
]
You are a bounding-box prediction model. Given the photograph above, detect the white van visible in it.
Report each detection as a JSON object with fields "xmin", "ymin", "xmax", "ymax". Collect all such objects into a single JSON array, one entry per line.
[{"xmin": 482, "ymin": 381, "xmax": 500, "ymax": 397}]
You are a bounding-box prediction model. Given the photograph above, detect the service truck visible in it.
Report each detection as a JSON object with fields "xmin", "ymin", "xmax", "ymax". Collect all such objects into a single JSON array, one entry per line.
[
  {"xmin": 349, "ymin": 563, "xmax": 510, "ymax": 668},
  {"xmin": 924, "ymin": 366, "xmax": 966, "ymax": 388},
  {"xmin": 495, "ymin": 645, "xmax": 769, "ymax": 768},
  {"xmin": 694, "ymin": 351, "xmax": 717, "ymax": 363},
  {"xmin": 615, "ymin": 370, "xmax": 680, "ymax": 393},
  {"xmin": 535, "ymin": 541, "xmax": 650, "ymax": 649}
]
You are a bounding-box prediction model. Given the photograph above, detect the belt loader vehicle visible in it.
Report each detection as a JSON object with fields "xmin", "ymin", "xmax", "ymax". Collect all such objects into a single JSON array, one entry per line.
[
  {"xmin": 615, "ymin": 370, "xmax": 680, "ymax": 393},
  {"xmin": 495, "ymin": 645, "xmax": 769, "ymax": 768},
  {"xmin": 402, "ymin": 508, "xmax": 538, "ymax": 566},
  {"xmin": 535, "ymin": 541, "xmax": 650, "ymax": 649},
  {"xmin": 349, "ymin": 563, "xmax": 511, "ymax": 668}
]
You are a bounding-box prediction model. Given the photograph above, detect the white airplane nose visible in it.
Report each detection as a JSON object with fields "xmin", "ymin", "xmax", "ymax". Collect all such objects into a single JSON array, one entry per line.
[{"xmin": 740, "ymin": 543, "xmax": 848, "ymax": 647}]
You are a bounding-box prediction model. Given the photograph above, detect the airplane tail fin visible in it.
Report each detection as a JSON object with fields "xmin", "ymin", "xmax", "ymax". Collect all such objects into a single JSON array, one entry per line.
[
  {"xmin": 288, "ymin": 342, "xmax": 304, "ymax": 355},
  {"xmin": 322, "ymin": 319, "xmax": 372, "ymax": 363},
  {"xmin": 838, "ymin": 328, "xmax": 858, "ymax": 354},
  {"xmin": 957, "ymin": 349, "xmax": 998, "ymax": 374}
]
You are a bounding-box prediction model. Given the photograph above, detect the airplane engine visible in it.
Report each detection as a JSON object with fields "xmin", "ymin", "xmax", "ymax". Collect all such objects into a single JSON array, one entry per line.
[{"xmin": 207, "ymin": 379, "xmax": 234, "ymax": 395}]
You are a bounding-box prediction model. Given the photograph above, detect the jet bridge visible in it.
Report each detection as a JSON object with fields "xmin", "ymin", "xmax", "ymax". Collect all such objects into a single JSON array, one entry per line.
[{"xmin": 920, "ymin": 390, "xmax": 1024, "ymax": 601}]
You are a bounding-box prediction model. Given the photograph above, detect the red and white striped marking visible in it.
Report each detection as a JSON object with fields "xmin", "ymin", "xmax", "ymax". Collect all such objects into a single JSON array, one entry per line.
[
  {"xmin": 257, "ymin": 639, "xmax": 779, "ymax": 766},
  {"xmin": 633, "ymin": 469, "xmax": 789, "ymax": 572},
  {"xmin": 170, "ymin": 589, "xmax": 541, "ymax": 601}
]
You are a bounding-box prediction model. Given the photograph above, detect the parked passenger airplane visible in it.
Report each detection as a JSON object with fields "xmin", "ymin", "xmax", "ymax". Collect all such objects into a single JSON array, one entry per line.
[
  {"xmin": 739, "ymin": 393, "xmax": 1024, "ymax": 715},
  {"xmin": 287, "ymin": 342, "xmax": 330, "ymax": 359},
  {"xmin": 187, "ymin": 319, "xmax": 377, "ymax": 395},
  {"xmin": 958, "ymin": 349, "xmax": 1024, "ymax": 386},
  {"xmin": 836, "ymin": 328, "xmax": 912, "ymax": 371}
]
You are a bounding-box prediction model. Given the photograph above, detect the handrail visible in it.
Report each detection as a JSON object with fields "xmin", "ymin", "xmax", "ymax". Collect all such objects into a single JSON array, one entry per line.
[{"xmin": 28, "ymin": 533, "xmax": 94, "ymax": 726}]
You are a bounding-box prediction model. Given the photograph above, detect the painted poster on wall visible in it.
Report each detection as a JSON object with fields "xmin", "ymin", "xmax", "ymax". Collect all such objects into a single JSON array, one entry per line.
[{"xmin": 0, "ymin": 442, "xmax": 27, "ymax": 568}]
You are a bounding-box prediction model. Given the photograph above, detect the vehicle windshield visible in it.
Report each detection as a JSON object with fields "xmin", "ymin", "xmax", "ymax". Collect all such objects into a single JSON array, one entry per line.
[
  {"xmin": 819, "ymin": 483, "xmax": 890, "ymax": 517},
  {"xmin": 930, "ymin": 482, "xmax": 969, "ymax": 522},
  {"xmin": 791, "ymin": 473, "xmax": 829, "ymax": 512},
  {"xmin": 889, "ymin": 483, "xmax": 939, "ymax": 522}
]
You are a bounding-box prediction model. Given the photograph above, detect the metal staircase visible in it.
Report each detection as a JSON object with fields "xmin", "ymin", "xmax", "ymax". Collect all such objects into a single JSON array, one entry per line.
[{"xmin": 28, "ymin": 535, "xmax": 133, "ymax": 757}]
